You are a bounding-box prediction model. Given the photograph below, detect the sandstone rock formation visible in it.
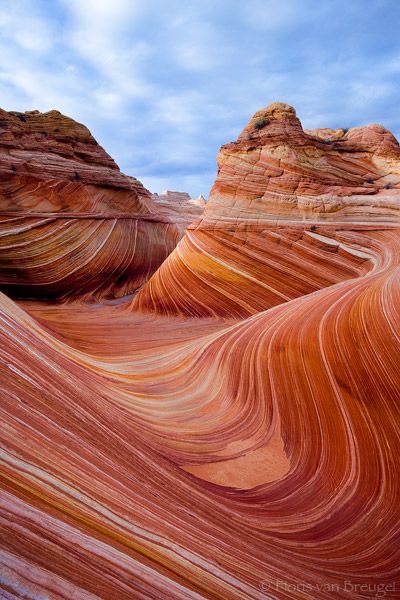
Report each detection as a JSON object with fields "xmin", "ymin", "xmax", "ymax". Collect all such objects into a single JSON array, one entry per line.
[
  {"xmin": 133, "ymin": 102, "xmax": 400, "ymax": 317},
  {"xmin": 0, "ymin": 109, "xmax": 195, "ymax": 300},
  {"xmin": 151, "ymin": 189, "xmax": 204, "ymax": 232},
  {"xmin": 191, "ymin": 193, "xmax": 207, "ymax": 207},
  {"xmin": 0, "ymin": 103, "xmax": 399, "ymax": 599}
]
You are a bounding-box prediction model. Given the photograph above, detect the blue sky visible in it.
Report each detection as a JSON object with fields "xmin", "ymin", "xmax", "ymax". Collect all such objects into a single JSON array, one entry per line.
[{"xmin": 1, "ymin": 0, "xmax": 400, "ymax": 197}]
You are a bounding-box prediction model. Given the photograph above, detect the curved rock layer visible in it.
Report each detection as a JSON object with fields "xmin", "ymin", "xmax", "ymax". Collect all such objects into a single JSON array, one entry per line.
[
  {"xmin": 133, "ymin": 102, "xmax": 400, "ymax": 316},
  {"xmin": 0, "ymin": 214, "xmax": 181, "ymax": 300},
  {"xmin": 1, "ymin": 225, "xmax": 399, "ymax": 598},
  {"xmin": 0, "ymin": 109, "xmax": 198, "ymax": 300},
  {"xmin": 0, "ymin": 104, "xmax": 399, "ymax": 599}
]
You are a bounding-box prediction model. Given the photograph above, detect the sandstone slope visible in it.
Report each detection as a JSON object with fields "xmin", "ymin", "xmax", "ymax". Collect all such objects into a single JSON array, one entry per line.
[
  {"xmin": 0, "ymin": 109, "xmax": 197, "ymax": 300},
  {"xmin": 133, "ymin": 102, "xmax": 399, "ymax": 317}
]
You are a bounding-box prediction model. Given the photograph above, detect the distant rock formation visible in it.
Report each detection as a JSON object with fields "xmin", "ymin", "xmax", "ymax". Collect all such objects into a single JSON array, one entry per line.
[
  {"xmin": 133, "ymin": 102, "xmax": 400, "ymax": 317},
  {"xmin": 191, "ymin": 194, "xmax": 206, "ymax": 207},
  {"xmin": 153, "ymin": 190, "xmax": 192, "ymax": 203},
  {"xmin": 0, "ymin": 109, "xmax": 201, "ymax": 300},
  {"xmin": 151, "ymin": 189, "xmax": 204, "ymax": 232}
]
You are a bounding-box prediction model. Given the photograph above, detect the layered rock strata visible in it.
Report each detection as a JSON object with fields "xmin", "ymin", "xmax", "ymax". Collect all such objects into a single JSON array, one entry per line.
[
  {"xmin": 0, "ymin": 103, "xmax": 399, "ymax": 599},
  {"xmin": 0, "ymin": 109, "xmax": 193, "ymax": 300},
  {"xmin": 133, "ymin": 102, "xmax": 399, "ymax": 316}
]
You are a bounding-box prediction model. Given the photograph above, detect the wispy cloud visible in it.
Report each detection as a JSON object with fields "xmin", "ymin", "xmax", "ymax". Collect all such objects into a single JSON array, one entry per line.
[{"xmin": 1, "ymin": 0, "xmax": 399, "ymax": 196}]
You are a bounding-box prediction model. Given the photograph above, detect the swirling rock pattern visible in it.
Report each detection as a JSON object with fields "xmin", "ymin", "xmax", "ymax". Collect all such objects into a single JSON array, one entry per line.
[
  {"xmin": 0, "ymin": 108, "xmax": 200, "ymax": 300},
  {"xmin": 134, "ymin": 102, "xmax": 399, "ymax": 316},
  {"xmin": 0, "ymin": 104, "xmax": 399, "ymax": 599}
]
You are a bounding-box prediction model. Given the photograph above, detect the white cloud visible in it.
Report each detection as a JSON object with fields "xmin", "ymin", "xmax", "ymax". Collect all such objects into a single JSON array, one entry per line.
[
  {"xmin": 153, "ymin": 91, "xmax": 205, "ymax": 129},
  {"xmin": 0, "ymin": 0, "xmax": 55, "ymax": 53},
  {"xmin": 0, "ymin": 0, "xmax": 399, "ymax": 196},
  {"xmin": 64, "ymin": 0, "xmax": 142, "ymax": 28},
  {"xmin": 241, "ymin": 0, "xmax": 307, "ymax": 31},
  {"xmin": 62, "ymin": 0, "xmax": 153, "ymax": 100}
]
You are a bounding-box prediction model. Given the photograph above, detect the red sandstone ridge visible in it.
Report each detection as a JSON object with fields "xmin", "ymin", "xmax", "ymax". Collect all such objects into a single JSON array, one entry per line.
[
  {"xmin": 133, "ymin": 102, "xmax": 400, "ymax": 317},
  {"xmin": 199, "ymin": 101, "xmax": 400, "ymax": 226},
  {"xmin": 0, "ymin": 108, "xmax": 152, "ymax": 213},
  {"xmin": 0, "ymin": 108, "xmax": 200, "ymax": 300}
]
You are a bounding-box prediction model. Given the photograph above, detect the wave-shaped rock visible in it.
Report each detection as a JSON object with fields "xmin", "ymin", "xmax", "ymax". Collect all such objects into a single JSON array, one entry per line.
[
  {"xmin": 1, "ymin": 219, "xmax": 399, "ymax": 597},
  {"xmin": 0, "ymin": 109, "xmax": 199, "ymax": 300},
  {"xmin": 0, "ymin": 103, "xmax": 399, "ymax": 599},
  {"xmin": 133, "ymin": 102, "xmax": 400, "ymax": 316}
]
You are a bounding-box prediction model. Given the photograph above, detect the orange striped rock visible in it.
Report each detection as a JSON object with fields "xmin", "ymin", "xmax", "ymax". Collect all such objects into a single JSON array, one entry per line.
[
  {"xmin": 0, "ymin": 103, "xmax": 399, "ymax": 599},
  {"xmin": 0, "ymin": 109, "xmax": 202, "ymax": 300},
  {"xmin": 134, "ymin": 102, "xmax": 399, "ymax": 317}
]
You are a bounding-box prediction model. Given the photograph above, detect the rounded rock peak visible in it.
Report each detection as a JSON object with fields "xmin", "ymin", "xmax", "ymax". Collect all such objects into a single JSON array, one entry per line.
[
  {"xmin": 245, "ymin": 102, "xmax": 298, "ymax": 133},
  {"xmin": 250, "ymin": 102, "xmax": 297, "ymax": 123},
  {"xmin": 263, "ymin": 102, "xmax": 297, "ymax": 119},
  {"xmin": 346, "ymin": 123, "xmax": 400, "ymax": 154},
  {"xmin": 239, "ymin": 102, "xmax": 300, "ymax": 139}
]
